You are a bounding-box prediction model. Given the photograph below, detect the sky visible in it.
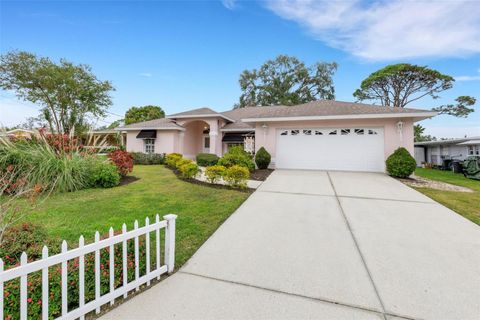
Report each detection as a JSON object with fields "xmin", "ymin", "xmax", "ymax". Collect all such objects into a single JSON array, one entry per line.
[{"xmin": 0, "ymin": 0, "xmax": 479, "ymax": 138}]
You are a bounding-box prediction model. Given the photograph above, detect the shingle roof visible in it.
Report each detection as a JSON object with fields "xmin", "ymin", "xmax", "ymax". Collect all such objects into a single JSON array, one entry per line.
[
  {"xmin": 116, "ymin": 118, "xmax": 184, "ymax": 130},
  {"xmin": 168, "ymin": 107, "xmax": 221, "ymax": 117},
  {"xmin": 415, "ymin": 136, "xmax": 480, "ymax": 146},
  {"xmin": 222, "ymin": 100, "xmax": 431, "ymax": 120}
]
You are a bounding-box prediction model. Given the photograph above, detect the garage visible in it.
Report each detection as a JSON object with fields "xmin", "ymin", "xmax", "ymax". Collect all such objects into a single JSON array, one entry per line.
[{"xmin": 275, "ymin": 127, "xmax": 385, "ymax": 172}]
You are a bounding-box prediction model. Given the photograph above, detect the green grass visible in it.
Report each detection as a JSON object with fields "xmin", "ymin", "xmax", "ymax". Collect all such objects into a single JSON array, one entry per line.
[
  {"xmin": 21, "ymin": 165, "xmax": 250, "ymax": 267},
  {"xmin": 414, "ymin": 168, "xmax": 480, "ymax": 225}
]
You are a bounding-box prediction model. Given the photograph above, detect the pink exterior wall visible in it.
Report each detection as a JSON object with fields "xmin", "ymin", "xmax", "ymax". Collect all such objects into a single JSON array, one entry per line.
[
  {"xmin": 254, "ymin": 118, "xmax": 414, "ymax": 162},
  {"xmin": 125, "ymin": 130, "xmax": 180, "ymax": 154},
  {"xmin": 177, "ymin": 118, "xmax": 223, "ymax": 157}
]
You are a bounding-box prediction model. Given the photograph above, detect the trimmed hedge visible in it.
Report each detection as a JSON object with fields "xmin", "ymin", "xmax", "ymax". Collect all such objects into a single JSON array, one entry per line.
[
  {"xmin": 89, "ymin": 161, "xmax": 121, "ymax": 188},
  {"xmin": 255, "ymin": 147, "xmax": 271, "ymax": 169},
  {"xmin": 224, "ymin": 165, "xmax": 250, "ymax": 189},
  {"xmin": 130, "ymin": 152, "xmax": 165, "ymax": 165},
  {"xmin": 165, "ymin": 153, "xmax": 183, "ymax": 168},
  {"xmin": 386, "ymin": 147, "xmax": 416, "ymax": 178},
  {"xmin": 196, "ymin": 153, "xmax": 219, "ymax": 167},
  {"xmin": 178, "ymin": 162, "xmax": 200, "ymax": 179},
  {"xmin": 205, "ymin": 165, "xmax": 226, "ymax": 183}
]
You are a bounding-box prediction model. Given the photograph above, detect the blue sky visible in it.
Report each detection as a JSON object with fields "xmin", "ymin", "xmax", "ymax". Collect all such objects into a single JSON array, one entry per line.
[{"xmin": 0, "ymin": 0, "xmax": 479, "ymax": 137}]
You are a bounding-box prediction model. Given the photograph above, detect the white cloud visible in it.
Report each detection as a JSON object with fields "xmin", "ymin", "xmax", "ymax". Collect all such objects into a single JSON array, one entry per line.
[
  {"xmin": 0, "ymin": 98, "xmax": 39, "ymax": 127},
  {"xmin": 222, "ymin": 0, "xmax": 237, "ymax": 10},
  {"xmin": 266, "ymin": 0, "xmax": 480, "ymax": 61},
  {"xmin": 138, "ymin": 73, "xmax": 152, "ymax": 77},
  {"xmin": 455, "ymin": 68, "xmax": 480, "ymax": 81}
]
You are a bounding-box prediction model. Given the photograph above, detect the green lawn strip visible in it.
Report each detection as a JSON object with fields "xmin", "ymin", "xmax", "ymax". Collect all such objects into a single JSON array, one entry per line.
[
  {"xmin": 21, "ymin": 165, "xmax": 250, "ymax": 267},
  {"xmin": 414, "ymin": 168, "xmax": 480, "ymax": 226}
]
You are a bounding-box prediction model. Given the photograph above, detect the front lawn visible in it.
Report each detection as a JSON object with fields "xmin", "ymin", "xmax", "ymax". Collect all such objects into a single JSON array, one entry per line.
[
  {"xmin": 414, "ymin": 168, "xmax": 480, "ymax": 225},
  {"xmin": 20, "ymin": 165, "xmax": 250, "ymax": 267}
]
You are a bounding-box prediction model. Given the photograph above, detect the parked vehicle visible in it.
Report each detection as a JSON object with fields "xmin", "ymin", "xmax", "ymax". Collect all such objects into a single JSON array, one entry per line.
[{"xmin": 463, "ymin": 156, "xmax": 480, "ymax": 180}]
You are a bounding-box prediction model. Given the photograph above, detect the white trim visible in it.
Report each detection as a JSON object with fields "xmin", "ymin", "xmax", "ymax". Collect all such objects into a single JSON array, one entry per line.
[
  {"xmin": 115, "ymin": 127, "xmax": 185, "ymax": 131},
  {"xmin": 241, "ymin": 112, "xmax": 437, "ymax": 123},
  {"xmin": 167, "ymin": 114, "xmax": 235, "ymax": 122}
]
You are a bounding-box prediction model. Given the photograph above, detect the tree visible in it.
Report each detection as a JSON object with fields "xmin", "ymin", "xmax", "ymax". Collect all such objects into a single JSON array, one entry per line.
[
  {"xmin": 107, "ymin": 119, "xmax": 124, "ymax": 129},
  {"xmin": 0, "ymin": 51, "xmax": 114, "ymax": 134},
  {"xmin": 124, "ymin": 105, "xmax": 165, "ymax": 125},
  {"xmin": 353, "ymin": 63, "xmax": 475, "ymax": 117},
  {"xmin": 414, "ymin": 124, "xmax": 436, "ymax": 142},
  {"xmin": 432, "ymin": 96, "xmax": 476, "ymax": 118},
  {"xmin": 235, "ymin": 55, "xmax": 337, "ymax": 108}
]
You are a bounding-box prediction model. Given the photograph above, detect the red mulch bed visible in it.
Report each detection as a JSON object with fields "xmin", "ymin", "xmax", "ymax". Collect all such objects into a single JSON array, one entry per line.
[{"xmin": 250, "ymin": 169, "xmax": 274, "ymax": 181}]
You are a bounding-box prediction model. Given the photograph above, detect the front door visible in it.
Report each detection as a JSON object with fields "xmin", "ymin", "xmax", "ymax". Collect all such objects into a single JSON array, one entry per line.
[{"xmin": 203, "ymin": 135, "xmax": 210, "ymax": 153}]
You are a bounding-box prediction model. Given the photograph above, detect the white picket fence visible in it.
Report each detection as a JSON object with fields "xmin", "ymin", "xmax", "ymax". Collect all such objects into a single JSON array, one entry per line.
[{"xmin": 0, "ymin": 214, "xmax": 177, "ymax": 320}]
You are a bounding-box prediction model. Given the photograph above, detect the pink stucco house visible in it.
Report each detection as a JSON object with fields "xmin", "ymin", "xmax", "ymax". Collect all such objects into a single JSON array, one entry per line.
[{"xmin": 116, "ymin": 100, "xmax": 436, "ymax": 172}]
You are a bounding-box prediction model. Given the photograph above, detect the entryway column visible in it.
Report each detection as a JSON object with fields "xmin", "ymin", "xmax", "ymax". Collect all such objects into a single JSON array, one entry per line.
[{"xmin": 209, "ymin": 131, "xmax": 218, "ymax": 156}]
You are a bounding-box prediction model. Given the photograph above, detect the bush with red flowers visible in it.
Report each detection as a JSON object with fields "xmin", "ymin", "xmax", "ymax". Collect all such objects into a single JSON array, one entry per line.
[
  {"xmin": 108, "ymin": 150, "xmax": 133, "ymax": 176},
  {"xmin": 2, "ymin": 229, "xmax": 150, "ymax": 319}
]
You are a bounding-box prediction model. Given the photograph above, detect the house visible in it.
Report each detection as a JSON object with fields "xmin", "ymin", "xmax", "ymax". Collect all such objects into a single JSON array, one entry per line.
[
  {"xmin": 414, "ymin": 137, "xmax": 480, "ymax": 167},
  {"xmin": 116, "ymin": 100, "xmax": 436, "ymax": 172}
]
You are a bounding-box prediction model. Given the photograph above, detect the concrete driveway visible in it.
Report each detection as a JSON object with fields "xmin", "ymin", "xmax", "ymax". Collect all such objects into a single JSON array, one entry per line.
[{"xmin": 102, "ymin": 170, "xmax": 480, "ymax": 320}]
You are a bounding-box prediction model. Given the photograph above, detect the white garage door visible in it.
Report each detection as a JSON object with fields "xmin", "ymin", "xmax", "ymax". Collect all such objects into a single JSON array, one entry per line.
[{"xmin": 275, "ymin": 127, "xmax": 385, "ymax": 172}]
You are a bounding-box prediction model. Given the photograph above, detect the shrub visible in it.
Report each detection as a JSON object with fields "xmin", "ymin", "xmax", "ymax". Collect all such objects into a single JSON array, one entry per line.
[
  {"xmin": 89, "ymin": 161, "xmax": 121, "ymax": 188},
  {"xmin": 218, "ymin": 146, "xmax": 255, "ymax": 172},
  {"xmin": 131, "ymin": 152, "xmax": 165, "ymax": 165},
  {"xmin": 179, "ymin": 162, "xmax": 200, "ymax": 179},
  {"xmin": 0, "ymin": 223, "xmax": 58, "ymax": 266},
  {"xmin": 255, "ymin": 147, "xmax": 271, "ymax": 169},
  {"xmin": 386, "ymin": 147, "xmax": 416, "ymax": 178},
  {"xmin": 2, "ymin": 230, "xmax": 148, "ymax": 319},
  {"xmin": 205, "ymin": 165, "xmax": 226, "ymax": 183},
  {"xmin": 108, "ymin": 150, "xmax": 133, "ymax": 176},
  {"xmin": 0, "ymin": 136, "xmax": 97, "ymax": 193},
  {"xmin": 224, "ymin": 165, "xmax": 250, "ymax": 189},
  {"xmin": 196, "ymin": 153, "xmax": 219, "ymax": 167},
  {"xmin": 175, "ymin": 158, "xmax": 193, "ymax": 170},
  {"xmin": 165, "ymin": 153, "xmax": 182, "ymax": 168}
]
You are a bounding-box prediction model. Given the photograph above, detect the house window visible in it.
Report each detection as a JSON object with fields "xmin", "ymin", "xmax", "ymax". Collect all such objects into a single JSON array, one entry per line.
[
  {"xmin": 144, "ymin": 139, "xmax": 155, "ymax": 153},
  {"xmin": 354, "ymin": 129, "xmax": 364, "ymax": 135},
  {"xmin": 280, "ymin": 130, "xmax": 288, "ymax": 136},
  {"xmin": 204, "ymin": 136, "xmax": 210, "ymax": 148},
  {"xmin": 290, "ymin": 130, "xmax": 300, "ymax": 136},
  {"xmin": 341, "ymin": 129, "xmax": 351, "ymax": 135},
  {"xmin": 329, "ymin": 129, "xmax": 337, "ymax": 135},
  {"xmin": 468, "ymin": 145, "xmax": 479, "ymax": 155},
  {"xmin": 368, "ymin": 129, "xmax": 378, "ymax": 135},
  {"xmin": 315, "ymin": 130, "xmax": 323, "ymax": 135},
  {"xmin": 303, "ymin": 129, "xmax": 312, "ymax": 135}
]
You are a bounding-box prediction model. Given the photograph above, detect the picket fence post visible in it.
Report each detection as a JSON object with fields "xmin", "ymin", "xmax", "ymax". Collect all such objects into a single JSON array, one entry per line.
[
  {"xmin": 164, "ymin": 214, "xmax": 177, "ymax": 273},
  {"xmin": 109, "ymin": 227, "xmax": 115, "ymax": 306},
  {"xmin": 145, "ymin": 217, "xmax": 151, "ymax": 286},
  {"xmin": 122, "ymin": 223, "xmax": 128, "ymax": 299},
  {"xmin": 61, "ymin": 241, "xmax": 68, "ymax": 317},
  {"xmin": 155, "ymin": 214, "xmax": 161, "ymax": 280},
  {"xmin": 42, "ymin": 246, "xmax": 49, "ymax": 320},
  {"xmin": 94, "ymin": 231, "xmax": 101, "ymax": 314},
  {"xmin": 134, "ymin": 220, "xmax": 139, "ymax": 291},
  {"xmin": 79, "ymin": 236, "xmax": 85, "ymax": 320}
]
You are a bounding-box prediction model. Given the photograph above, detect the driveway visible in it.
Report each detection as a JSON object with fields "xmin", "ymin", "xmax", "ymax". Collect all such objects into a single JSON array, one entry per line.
[{"xmin": 102, "ymin": 170, "xmax": 480, "ymax": 320}]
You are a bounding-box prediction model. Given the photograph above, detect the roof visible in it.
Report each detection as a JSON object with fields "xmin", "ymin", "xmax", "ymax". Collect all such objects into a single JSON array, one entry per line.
[
  {"xmin": 167, "ymin": 107, "xmax": 234, "ymax": 121},
  {"xmin": 116, "ymin": 118, "xmax": 185, "ymax": 131},
  {"xmin": 224, "ymin": 100, "xmax": 435, "ymax": 122},
  {"xmin": 415, "ymin": 137, "xmax": 480, "ymax": 146},
  {"xmin": 168, "ymin": 107, "xmax": 219, "ymax": 117},
  {"xmin": 119, "ymin": 100, "xmax": 436, "ymax": 131}
]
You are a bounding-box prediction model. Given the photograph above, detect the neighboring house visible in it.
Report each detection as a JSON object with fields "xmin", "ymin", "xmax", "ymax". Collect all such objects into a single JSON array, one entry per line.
[
  {"xmin": 86, "ymin": 129, "xmax": 126, "ymax": 150},
  {"xmin": 116, "ymin": 100, "xmax": 436, "ymax": 172},
  {"xmin": 414, "ymin": 137, "xmax": 480, "ymax": 167},
  {"xmin": 2, "ymin": 128, "xmax": 37, "ymax": 139}
]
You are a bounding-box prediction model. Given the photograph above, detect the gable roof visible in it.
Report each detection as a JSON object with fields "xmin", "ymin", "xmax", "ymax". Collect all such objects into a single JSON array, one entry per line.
[
  {"xmin": 224, "ymin": 100, "xmax": 435, "ymax": 122},
  {"xmin": 117, "ymin": 118, "xmax": 185, "ymax": 131},
  {"xmin": 117, "ymin": 100, "xmax": 436, "ymax": 131}
]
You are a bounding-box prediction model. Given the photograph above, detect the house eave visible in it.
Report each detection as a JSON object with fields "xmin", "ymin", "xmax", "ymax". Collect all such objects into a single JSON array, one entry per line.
[
  {"xmin": 241, "ymin": 112, "xmax": 438, "ymax": 123},
  {"xmin": 220, "ymin": 128, "xmax": 255, "ymax": 132},
  {"xmin": 115, "ymin": 127, "xmax": 186, "ymax": 132},
  {"xmin": 167, "ymin": 114, "xmax": 235, "ymax": 122}
]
